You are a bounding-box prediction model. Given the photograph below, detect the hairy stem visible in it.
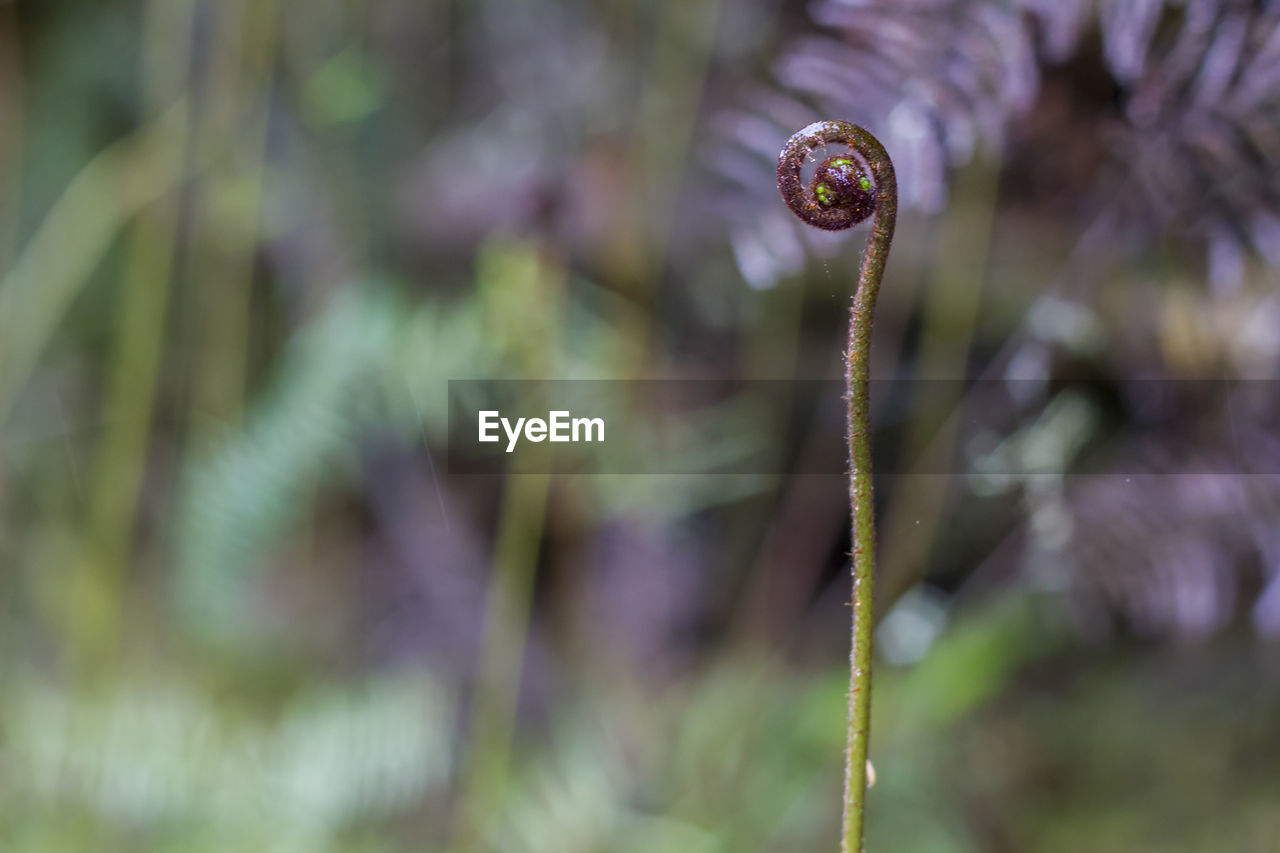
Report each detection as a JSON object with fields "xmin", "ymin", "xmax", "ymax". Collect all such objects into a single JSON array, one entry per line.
[
  {"xmin": 842, "ymin": 148, "xmax": 894, "ymax": 853},
  {"xmin": 778, "ymin": 120, "xmax": 897, "ymax": 853}
]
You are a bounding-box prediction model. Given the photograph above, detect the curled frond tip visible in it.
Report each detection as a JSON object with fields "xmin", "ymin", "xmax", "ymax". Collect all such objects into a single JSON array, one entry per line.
[{"xmin": 777, "ymin": 120, "xmax": 894, "ymax": 232}]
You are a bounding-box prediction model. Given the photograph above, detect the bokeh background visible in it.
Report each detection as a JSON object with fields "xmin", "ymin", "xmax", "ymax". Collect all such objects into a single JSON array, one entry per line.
[{"xmin": 3, "ymin": 0, "xmax": 1280, "ymax": 850}]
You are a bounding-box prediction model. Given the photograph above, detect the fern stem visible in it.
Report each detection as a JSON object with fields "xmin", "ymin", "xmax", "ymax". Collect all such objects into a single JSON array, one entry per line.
[{"xmin": 778, "ymin": 120, "xmax": 897, "ymax": 853}]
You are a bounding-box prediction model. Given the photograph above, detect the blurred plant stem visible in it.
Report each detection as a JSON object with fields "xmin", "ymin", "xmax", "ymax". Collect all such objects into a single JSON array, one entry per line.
[
  {"xmin": 733, "ymin": 280, "xmax": 840, "ymax": 642},
  {"xmin": 454, "ymin": 472, "xmax": 551, "ymax": 850},
  {"xmin": 877, "ymin": 159, "xmax": 999, "ymax": 613},
  {"xmin": 0, "ymin": 5, "xmax": 23, "ymax": 274},
  {"xmin": 0, "ymin": 106, "xmax": 187, "ymax": 424},
  {"xmin": 70, "ymin": 0, "xmax": 199, "ymax": 674},
  {"xmin": 607, "ymin": 0, "xmax": 720, "ymax": 375},
  {"xmin": 453, "ymin": 238, "xmax": 564, "ymax": 851},
  {"xmin": 186, "ymin": 0, "xmax": 276, "ymax": 442}
]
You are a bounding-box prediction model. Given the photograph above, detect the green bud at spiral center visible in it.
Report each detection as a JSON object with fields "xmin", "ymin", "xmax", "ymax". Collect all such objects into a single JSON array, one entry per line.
[{"xmin": 813, "ymin": 156, "xmax": 874, "ymax": 221}]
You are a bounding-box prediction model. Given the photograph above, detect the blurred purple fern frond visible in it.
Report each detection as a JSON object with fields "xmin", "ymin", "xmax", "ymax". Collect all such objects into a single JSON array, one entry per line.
[{"xmin": 719, "ymin": 0, "xmax": 1280, "ymax": 289}]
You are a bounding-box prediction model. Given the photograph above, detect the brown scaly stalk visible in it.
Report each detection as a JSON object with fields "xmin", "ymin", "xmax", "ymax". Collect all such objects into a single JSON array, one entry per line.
[{"xmin": 777, "ymin": 120, "xmax": 897, "ymax": 853}]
